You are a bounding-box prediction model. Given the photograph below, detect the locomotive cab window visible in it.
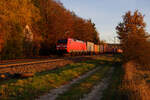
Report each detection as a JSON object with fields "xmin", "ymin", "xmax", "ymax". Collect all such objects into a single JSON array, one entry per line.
[{"xmin": 57, "ymin": 39, "xmax": 68, "ymax": 44}]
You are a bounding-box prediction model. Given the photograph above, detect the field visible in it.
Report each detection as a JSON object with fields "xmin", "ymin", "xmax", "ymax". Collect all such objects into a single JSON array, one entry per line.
[
  {"xmin": 102, "ymin": 59, "xmax": 150, "ymax": 100},
  {"xmin": 118, "ymin": 61, "xmax": 150, "ymax": 100},
  {"xmin": 0, "ymin": 55, "xmax": 124, "ymax": 100}
]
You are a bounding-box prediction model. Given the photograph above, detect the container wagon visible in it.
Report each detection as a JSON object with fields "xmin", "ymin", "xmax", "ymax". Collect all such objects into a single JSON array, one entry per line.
[
  {"xmin": 103, "ymin": 44, "xmax": 108, "ymax": 53},
  {"xmin": 99, "ymin": 44, "xmax": 104, "ymax": 53},
  {"xmin": 94, "ymin": 44, "xmax": 99, "ymax": 54},
  {"xmin": 86, "ymin": 41, "xmax": 94, "ymax": 55}
]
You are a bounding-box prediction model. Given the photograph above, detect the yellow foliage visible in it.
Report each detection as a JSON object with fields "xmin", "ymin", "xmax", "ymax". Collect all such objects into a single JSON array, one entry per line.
[{"xmin": 0, "ymin": 0, "xmax": 40, "ymax": 26}]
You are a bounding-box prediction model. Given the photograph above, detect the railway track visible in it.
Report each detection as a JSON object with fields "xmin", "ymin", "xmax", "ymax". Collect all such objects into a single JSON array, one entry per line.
[
  {"xmin": 0, "ymin": 55, "xmax": 101, "ymax": 81},
  {"xmin": 0, "ymin": 58, "xmax": 70, "ymax": 80},
  {"xmin": 0, "ymin": 55, "xmax": 95, "ymax": 69},
  {"xmin": 0, "ymin": 55, "xmax": 95, "ymax": 79},
  {"xmin": 0, "ymin": 59, "xmax": 64, "ymax": 69},
  {"xmin": 0, "ymin": 58, "xmax": 75, "ymax": 78}
]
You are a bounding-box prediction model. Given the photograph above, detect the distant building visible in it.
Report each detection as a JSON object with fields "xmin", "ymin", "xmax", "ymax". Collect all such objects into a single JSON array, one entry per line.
[{"xmin": 23, "ymin": 25, "xmax": 33, "ymax": 42}]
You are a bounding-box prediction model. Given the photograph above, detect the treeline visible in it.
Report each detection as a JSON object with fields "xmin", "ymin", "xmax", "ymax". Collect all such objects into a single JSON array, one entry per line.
[
  {"xmin": 116, "ymin": 11, "xmax": 150, "ymax": 100},
  {"xmin": 116, "ymin": 10, "xmax": 150, "ymax": 67},
  {"xmin": 0, "ymin": 0, "xmax": 100, "ymax": 59}
]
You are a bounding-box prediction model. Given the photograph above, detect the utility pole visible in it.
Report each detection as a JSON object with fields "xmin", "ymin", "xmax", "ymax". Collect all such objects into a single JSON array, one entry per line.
[
  {"xmin": 114, "ymin": 36, "xmax": 117, "ymax": 53},
  {"xmin": 114, "ymin": 37, "xmax": 116, "ymax": 44}
]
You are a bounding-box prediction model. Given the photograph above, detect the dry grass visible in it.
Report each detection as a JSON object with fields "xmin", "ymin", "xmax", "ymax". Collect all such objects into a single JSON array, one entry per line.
[
  {"xmin": 0, "ymin": 58, "xmax": 103, "ymax": 100},
  {"xmin": 56, "ymin": 66, "xmax": 111, "ymax": 100},
  {"xmin": 120, "ymin": 61, "xmax": 150, "ymax": 100}
]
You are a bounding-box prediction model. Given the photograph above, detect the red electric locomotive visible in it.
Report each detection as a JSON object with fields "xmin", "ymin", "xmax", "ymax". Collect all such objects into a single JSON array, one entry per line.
[{"xmin": 56, "ymin": 38, "xmax": 86, "ymax": 55}]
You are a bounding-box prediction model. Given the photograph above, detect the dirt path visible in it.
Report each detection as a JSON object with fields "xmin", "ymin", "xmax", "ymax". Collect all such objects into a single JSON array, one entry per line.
[
  {"xmin": 81, "ymin": 67, "xmax": 114, "ymax": 100},
  {"xmin": 36, "ymin": 66, "xmax": 102, "ymax": 100}
]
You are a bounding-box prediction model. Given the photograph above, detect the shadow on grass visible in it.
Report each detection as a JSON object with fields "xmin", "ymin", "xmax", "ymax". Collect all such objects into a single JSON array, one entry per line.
[
  {"xmin": 101, "ymin": 58, "xmax": 124, "ymax": 100},
  {"xmin": 36, "ymin": 55, "xmax": 117, "ymax": 77},
  {"xmin": 0, "ymin": 55, "xmax": 119, "ymax": 86},
  {"xmin": 0, "ymin": 55, "xmax": 122, "ymax": 100}
]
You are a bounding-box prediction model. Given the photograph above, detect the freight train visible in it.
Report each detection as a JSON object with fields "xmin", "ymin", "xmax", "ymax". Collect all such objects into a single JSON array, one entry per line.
[{"xmin": 56, "ymin": 38, "xmax": 122, "ymax": 55}]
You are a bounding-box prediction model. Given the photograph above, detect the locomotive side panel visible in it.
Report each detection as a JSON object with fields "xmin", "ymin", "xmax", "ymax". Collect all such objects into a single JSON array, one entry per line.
[{"xmin": 67, "ymin": 38, "xmax": 87, "ymax": 54}]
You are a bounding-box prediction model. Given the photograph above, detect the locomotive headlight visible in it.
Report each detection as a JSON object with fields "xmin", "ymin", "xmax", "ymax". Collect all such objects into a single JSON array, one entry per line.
[
  {"xmin": 57, "ymin": 45, "xmax": 60, "ymax": 47},
  {"xmin": 63, "ymin": 45, "xmax": 67, "ymax": 48}
]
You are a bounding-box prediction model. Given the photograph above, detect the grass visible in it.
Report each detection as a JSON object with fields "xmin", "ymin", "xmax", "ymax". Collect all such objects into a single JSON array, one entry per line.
[
  {"xmin": 118, "ymin": 61, "xmax": 150, "ymax": 100},
  {"xmin": 101, "ymin": 56, "xmax": 150, "ymax": 100},
  {"xmin": 99, "ymin": 54, "xmax": 124, "ymax": 100},
  {"xmin": 56, "ymin": 65, "xmax": 111, "ymax": 100},
  {"xmin": 101, "ymin": 60, "xmax": 123, "ymax": 100},
  {"xmin": 0, "ymin": 56, "xmax": 108, "ymax": 100},
  {"xmin": 55, "ymin": 55, "xmax": 116, "ymax": 100}
]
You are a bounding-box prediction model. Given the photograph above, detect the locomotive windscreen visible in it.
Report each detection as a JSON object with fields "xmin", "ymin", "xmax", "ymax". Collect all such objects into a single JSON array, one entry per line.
[{"xmin": 57, "ymin": 39, "xmax": 67, "ymax": 44}]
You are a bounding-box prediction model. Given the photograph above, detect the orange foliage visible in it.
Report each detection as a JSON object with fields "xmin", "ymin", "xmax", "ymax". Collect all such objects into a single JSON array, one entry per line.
[
  {"xmin": 33, "ymin": 0, "xmax": 100, "ymax": 55},
  {"xmin": 0, "ymin": 0, "xmax": 40, "ymax": 59},
  {"xmin": 116, "ymin": 10, "xmax": 150, "ymax": 66},
  {"xmin": 0, "ymin": 0, "xmax": 100, "ymax": 59}
]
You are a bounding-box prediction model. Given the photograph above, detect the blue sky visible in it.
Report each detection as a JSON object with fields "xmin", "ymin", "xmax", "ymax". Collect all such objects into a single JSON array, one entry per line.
[{"xmin": 60, "ymin": 0, "xmax": 150, "ymax": 43}]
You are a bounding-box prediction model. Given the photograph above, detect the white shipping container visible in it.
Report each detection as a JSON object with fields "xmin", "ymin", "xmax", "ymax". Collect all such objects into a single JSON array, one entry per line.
[{"xmin": 87, "ymin": 42, "xmax": 94, "ymax": 52}]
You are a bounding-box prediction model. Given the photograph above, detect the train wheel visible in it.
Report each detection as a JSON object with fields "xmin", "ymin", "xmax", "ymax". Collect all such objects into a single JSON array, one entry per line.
[{"xmin": 71, "ymin": 52, "xmax": 74, "ymax": 56}]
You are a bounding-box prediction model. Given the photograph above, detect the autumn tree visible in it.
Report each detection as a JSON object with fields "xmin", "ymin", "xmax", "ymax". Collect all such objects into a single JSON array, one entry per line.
[
  {"xmin": 0, "ymin": 0, "xmax": 40, "ymax": 59},
  {"xmin": 72, "ymin": 17, "xmax": 100, "ymax": 43},
  {"xmin": 0, "ymin": 0, "xmax": 100, "ymax": 58},
  {"xmin": 116, "ymin": 10, "xmax": 150, "ymax": 67},
  {"xmin": 32, "ymin": 0, "xmax": 73, "ymax": 55},
  {"xmin": 33, "ymin": 0, "xmax": 100, "ymax": 55}
]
